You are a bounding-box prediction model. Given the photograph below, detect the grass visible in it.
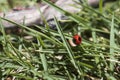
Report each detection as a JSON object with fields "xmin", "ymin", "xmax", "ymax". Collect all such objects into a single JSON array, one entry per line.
[
  {"xmin": 0, "ymin": 0, "xmax": 37, "ymax": 11},
  {"xmin": 0, "ymin": 0, "xmax": 120, "ymax": 80}
]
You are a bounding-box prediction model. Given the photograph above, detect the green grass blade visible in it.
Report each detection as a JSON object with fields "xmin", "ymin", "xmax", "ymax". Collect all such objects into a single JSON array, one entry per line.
[
  {"xmin": 54, "ymin": 17, "xmax": 82, "ymax": 75},
  {"xmin": 109, "ymin": 13, "xmax": 115, "ymax": 71},
  {"xmin": 99, "ymin": 0, "xmax": 103, "ymax": 13},
  {"xmin": 37, "ymin": 35, "xmax": 48, "ymax": 72}
]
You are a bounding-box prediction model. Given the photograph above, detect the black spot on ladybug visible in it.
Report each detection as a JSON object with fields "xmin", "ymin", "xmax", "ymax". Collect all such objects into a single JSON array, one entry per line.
[{"xmin": 78, "ymin": 37, "xmax": 81, "ymax": 41}]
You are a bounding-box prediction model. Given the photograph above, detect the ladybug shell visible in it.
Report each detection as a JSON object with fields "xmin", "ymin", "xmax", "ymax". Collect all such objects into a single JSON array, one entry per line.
[{"xmin": 72, "ymin": 34, "xmax": 82, "ymax": 45}]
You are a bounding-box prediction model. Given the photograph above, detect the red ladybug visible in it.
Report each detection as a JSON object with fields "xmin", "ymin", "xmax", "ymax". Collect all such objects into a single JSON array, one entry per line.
[{"xmin": 68, "ymin": 34, "xmax": 82, "ymax": 47}]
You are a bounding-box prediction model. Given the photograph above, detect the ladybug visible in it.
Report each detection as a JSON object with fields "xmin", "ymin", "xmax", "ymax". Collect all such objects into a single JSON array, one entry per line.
[{"xmin": 68, "ymin": 34, "xmax": 82, "ymax": 47}]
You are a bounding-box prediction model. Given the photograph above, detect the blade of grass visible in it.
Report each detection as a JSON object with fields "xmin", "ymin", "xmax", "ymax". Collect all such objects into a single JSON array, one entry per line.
[
  {"xmin": 0, "ymin": 18, "xmax": 7, "ymax": 46},
  {"xmin": 37, "ymin": 35, "xmax": 48, "ymax": 73},
  {"xmin": 38, "ymin": 8, "xmax": 50, "ymax": 30},
  {"xmin": 109, "ymin": 13, "xmax": 115, "ymax": 71},
  {"xmin": 99, "ymin": 0, "xmax": 103, "ymax": 13},
  {"xmin": 54, "ymin": 17, "xmax": 82, "ymax": 75}
]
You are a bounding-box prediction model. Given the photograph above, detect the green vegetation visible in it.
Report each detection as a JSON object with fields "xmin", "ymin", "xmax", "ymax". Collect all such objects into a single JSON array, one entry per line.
[
  {"xmin": 0, "ymin": 0, "xmax": 38, "ymax": 11},
  {"xmin": 0, "ymin": 0, "xmax": 120, "ymax": 80}
]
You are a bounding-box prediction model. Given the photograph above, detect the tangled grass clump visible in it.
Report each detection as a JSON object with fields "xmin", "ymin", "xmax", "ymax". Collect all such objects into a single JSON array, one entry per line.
[{"xmin": 0, "ymin": 0, "xmax": 120, "ymax": 80}]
